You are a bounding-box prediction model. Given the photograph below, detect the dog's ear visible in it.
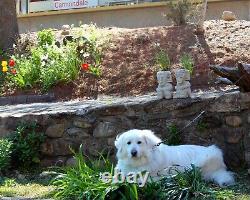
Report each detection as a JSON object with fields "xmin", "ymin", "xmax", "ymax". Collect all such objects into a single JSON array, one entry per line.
[
  {"xmin": 142, "ymin": 130, "xmax": 162, "ymax": 147},
  {"xmin": 115, "ymin": 134, "xmax": 126, "ymax": 159}
]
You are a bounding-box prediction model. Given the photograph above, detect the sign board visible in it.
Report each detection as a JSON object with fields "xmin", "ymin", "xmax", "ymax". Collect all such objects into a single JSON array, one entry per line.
[
  {"xmin": 53, "ymin": 0, "xmax": 98, "ymax": 10},
  {"xmin": 29, "ymin": 0, "xmax": 98, "ymax": 13}
]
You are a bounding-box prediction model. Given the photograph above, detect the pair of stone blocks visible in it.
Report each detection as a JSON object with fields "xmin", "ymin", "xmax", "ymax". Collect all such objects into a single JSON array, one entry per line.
[{"xmin": 156, "ymin": 69, "xmax": 191, "ymax": 99}]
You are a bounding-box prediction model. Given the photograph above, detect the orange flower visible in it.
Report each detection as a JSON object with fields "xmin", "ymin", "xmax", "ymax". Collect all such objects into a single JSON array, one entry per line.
[
  {"xmin": 10, "ymin": 69, "xmax": 17, "ymax": 75},
  {"xmin": 81, "ymin": 63, "xmax": 89, "ymax": 71},
  {"xmin": 9, "ymin": 59, "xmax": 15, "ymax": 67}
]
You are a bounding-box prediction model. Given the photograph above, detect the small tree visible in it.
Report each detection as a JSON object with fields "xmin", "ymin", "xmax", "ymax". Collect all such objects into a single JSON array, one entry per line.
[{"xmin": 166, "ymin": 0, "xmax": 193, "ymax": 26}]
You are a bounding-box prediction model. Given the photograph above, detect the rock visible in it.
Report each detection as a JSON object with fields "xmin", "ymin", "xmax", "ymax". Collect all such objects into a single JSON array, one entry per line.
[
  {"xmin": 67, "ymin": 128, "xmax": 90, "ymax": 137},
  {"xmin": 87, "ymin": 140, "xmax": 114, "ymax": 156},
  {"xmin": 248, "ymin": 115, "xmax": 250, "ymax": 124},
  {"xmin": 225, "ymin": 130, "xmax": 244, "ymax": 144},
  {"xmin": 61, "ymin": 25, "xmax": 71, "ymax": 35},
  {"xmin": 222, "ymin": 11, "xmax": 237, "ymax": 21},
  {"xmin": 40, "ymin": 156, "xmax": 67, "ymax": 167},
  {"xmin": 61, "ymin": 30, "xmax": 70, "ymax": 36},
  {"xmin": 62, "ymin": 24, "xmax": 70, "ymax": 30},
  {"xmin": 93, "ymin": 122, "xmax": 119, "ymax": 138},
  {"xmin": 73, "ymin": 119, "xmax": 92, "ymax": 128},
  {"xmin": 225, "ymin": 116, "xmax": 242, "ymax": 127},
  {"xmin": 248, "ymin": 168, "xmax": 250, "ymax": 175},
  {"xmin": 41, "ymin": 139, "xmax": 74, "ymax": 156},
  {"xmin": 45, "ymin": 124, "xmax": 65, "ymax": 138},
  {"xmin": 107, "ymin": 137, "xmax": 116, "ymax": 146},
  {"xmin": 17, "ymin": 173, "xmax": 26, "ymax": 181},
  {"xmin": 66, "ymin": 157, "xmax": 77, "ymax": 167}
]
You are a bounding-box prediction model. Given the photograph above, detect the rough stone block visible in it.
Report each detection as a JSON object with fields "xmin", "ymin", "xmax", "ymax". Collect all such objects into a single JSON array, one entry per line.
[
  {"xmin": 67, "ymin": 127, "xmax": 90, "ymax": 137},
  {"xmin": 45, "ymin": 124, "xmax": 65, "ymax": 138},
  {"xmin": 41, "ymin": 139, "xmax": 74, "ymax": 156},
  {"xmin": 222, "ymin": 11, "xmax": 237, "ymax": 21},
  {"xmin": 73, "ymin": 119, "xmax": 92, "ymax": 128},
  {"xmin": 93, "ymin": 122, "xmax": 119, "ymax": 138},
  {"xmin": 66, "ymin": 157, "xmax": 77, "ymax": 167},
  {"xmin": 225, "ymin": 116, "xmax": 242, "ymax": 127}
]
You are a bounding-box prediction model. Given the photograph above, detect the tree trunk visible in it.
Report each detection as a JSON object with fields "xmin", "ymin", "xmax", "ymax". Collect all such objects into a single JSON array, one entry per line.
[
  {"xmin": 210, "ymin": 63, "xmax": 250, "ymax": 92},
  {"xmin": 0, "ymin": 0, "xmax": 19, "ymax": 56},
  {"xmin": 198, "ymin": 0, "xmax": 208, "ymax": 27}
]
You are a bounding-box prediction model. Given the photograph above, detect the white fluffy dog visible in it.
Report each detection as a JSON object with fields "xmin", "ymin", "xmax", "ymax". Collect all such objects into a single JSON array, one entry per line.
[{"xmin": 115, "ymin": 129, "xmax": 234, "ymax": 186}]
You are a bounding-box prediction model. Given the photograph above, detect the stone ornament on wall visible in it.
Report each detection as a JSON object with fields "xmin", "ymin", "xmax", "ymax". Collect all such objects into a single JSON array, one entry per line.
[
  {"xmin": 173, "ymin": 69, "xmax": 192, "ymax": 99},
  {"xmin": 156, "ymin": 71, "xmax": 173, "ymax": 99}
]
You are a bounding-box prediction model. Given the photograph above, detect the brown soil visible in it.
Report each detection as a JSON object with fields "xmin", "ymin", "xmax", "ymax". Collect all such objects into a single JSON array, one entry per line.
[{"xmin": 3, "ymin": 20, "xmax": 250, "ymax": 101}]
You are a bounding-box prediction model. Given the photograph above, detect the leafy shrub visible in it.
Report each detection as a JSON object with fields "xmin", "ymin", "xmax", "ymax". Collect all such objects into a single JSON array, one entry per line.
[
  {"xmin": 0, "ymin": 139, "xmax": 13, "ymax": 171},
  {"xmin": 180, "ymin": 54, "xmax": 194, "ymax": 74},
  {"xmin": 9, "ymin": 122, "xmax": 45, "ymax": 168},
  {"xmin": 167, "ymin": 124, "xmax": 181, "ymax": 145},
  {"xmin": 37, "ymin": 29, "xmax": 55, "ymax": 47},
  {"xmin": 10, "ymin": 41, "xmax": 80, "ymax": 91},
  {"xmin": 166, "ymin": 0, "xmax": 194, "ymax": 26},
  {"xmin": 155, "ymin": 49, "xmax": 171, "ymax": 71}
]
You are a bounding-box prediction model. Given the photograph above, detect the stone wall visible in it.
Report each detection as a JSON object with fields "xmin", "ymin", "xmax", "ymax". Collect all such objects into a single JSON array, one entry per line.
[{"xmin": 0, "ymin": 91, "xmax": 250, "ymax": 169}]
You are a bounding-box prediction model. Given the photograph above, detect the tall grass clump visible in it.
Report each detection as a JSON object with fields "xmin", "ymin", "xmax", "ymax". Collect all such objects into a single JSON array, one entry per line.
[{"xmin": 52, "ymin": 146, "xmax": 117, "ymax": 200}]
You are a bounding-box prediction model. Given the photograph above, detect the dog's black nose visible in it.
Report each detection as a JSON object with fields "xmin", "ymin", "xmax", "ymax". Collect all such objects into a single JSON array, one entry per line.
[{"xmin": 131, "ymin": 150, "xmax": 137, "ymax": 157}]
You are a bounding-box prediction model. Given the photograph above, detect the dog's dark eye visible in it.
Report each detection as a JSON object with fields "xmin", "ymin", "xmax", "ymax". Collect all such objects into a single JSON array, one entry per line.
[
  {"xmin": 137, "ymin": 141, "xmax": 142, "ymax": 144},
  {"xmin": 127, "ymin": 141, "xmax": 131, "ymax": 145}
]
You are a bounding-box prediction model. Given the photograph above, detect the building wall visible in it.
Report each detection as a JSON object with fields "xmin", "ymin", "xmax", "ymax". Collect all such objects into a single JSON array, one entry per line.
[{"xmin": 18, "ymin": 0, "xmax": 250, "ymax": 33}]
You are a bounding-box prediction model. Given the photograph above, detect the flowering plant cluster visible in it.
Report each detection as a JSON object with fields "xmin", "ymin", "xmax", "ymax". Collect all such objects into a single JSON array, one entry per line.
[
  {"xmin": 1, "ymin": 59, "xmax": 17, "ymax": 75},
  {"xmin": 81, "ymin": 62, "xmax": 101, "ymax": 77},
  {"xmin": 77, "ymin": 35, "xmax": 102, "ymax": 78}
]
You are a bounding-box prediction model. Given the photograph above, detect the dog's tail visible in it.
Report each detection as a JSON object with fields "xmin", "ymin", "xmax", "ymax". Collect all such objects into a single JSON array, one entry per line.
[
  {"xmin": 209, "ymin": 169, "xmax": 235, "ymax": 187},
  {"xmin": 202, "ymin": 145, "xmax": 234, "ymax": 187}
]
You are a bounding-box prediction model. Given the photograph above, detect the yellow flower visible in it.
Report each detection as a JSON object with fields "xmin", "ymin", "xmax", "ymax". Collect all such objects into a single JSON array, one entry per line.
[
  {"xmin": 1, "ymin": 61, "xmax": 8, "ymax": 67},
  {"xmin": 2, "ymin": 66, "xmax": 8, "ymax": 72}
]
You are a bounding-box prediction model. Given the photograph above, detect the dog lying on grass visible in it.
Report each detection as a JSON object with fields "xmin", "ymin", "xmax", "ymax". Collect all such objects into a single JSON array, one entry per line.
[{"xmin": 115, "ymin": 129, "xmax": 234, "ymax": 187}]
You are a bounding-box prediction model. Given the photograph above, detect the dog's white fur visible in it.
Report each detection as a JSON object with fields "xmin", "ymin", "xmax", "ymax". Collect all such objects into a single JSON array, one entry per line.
[{"xmin": 115, "ymin": 129, "xmax": 234, "ymax": 186}]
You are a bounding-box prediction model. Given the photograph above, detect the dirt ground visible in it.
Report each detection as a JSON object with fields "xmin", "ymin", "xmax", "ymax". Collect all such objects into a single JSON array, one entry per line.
[{"xmin": 3, "ymin": 20, "xmax": 250, "ymax": 101}]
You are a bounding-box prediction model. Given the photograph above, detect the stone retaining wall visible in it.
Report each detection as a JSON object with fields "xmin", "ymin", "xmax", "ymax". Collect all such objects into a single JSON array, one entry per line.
[{"xmin": 0, "ymin": 91, "xmax": 250, "ymax": 169}]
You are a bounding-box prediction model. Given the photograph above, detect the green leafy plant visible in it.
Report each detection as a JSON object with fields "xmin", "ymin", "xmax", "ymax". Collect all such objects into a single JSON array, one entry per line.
[
  {"xmin": 10, "ymin": 41, "xmax": 80, "ymax": 91},
  {"xmin": 197, "ymin": 120, "xmax": 208, "ymax": 132},
  {"xmin": 52, "ymin": 146, "xmax": 120, "ymax": 200},
  {"xmin": 155, "ymin": 49, "xmax": 171, "ymax": 71},
  {"xmin": 166, "ymin": 0, "xmax": 194, "ymax": 26},
  {"xmin": 0, "ymin": 139, "xmax": 13, "ymax": 172},
  {"xmin": 37, "ymin": 29, "xmax": 55, "ymax": 47},
  {"xmin": 9, "ymin": 122, "xmax": 45, "ymax": 169},
  {"xmin": 78, "ymin": 36, "xmax": 103, "ymax": 78},
  {"xmin": 180, "ymin": 54, "xmax": 194, "ymax": 74},
  {"xmin": 167, "ymin": 124, "xmax": 181, "ymax": 145}
]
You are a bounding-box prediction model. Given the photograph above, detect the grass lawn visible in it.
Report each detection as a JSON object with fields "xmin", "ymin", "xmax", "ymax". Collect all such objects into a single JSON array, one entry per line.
[{"xmin": 0, "ymin": 170, "xmax": 249, "ymax": 199}]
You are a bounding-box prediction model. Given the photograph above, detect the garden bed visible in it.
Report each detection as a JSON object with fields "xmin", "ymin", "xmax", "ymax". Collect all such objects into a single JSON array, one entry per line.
[{"xmin": 1, "ymin": 20, "xmax": 249, "ymax": 102}]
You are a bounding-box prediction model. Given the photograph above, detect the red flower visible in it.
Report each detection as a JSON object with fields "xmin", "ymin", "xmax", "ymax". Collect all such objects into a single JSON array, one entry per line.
[
  {"xmin": 81, "ymin": 63, "xmax": 89, "ymax": 71},
  {"xmin": 10, "ymin": 69, "xmax": 17, "ymax": 75},
  {"xmin": 9, "ymin": 59, "xmax": 15, "ymax": 67}
]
